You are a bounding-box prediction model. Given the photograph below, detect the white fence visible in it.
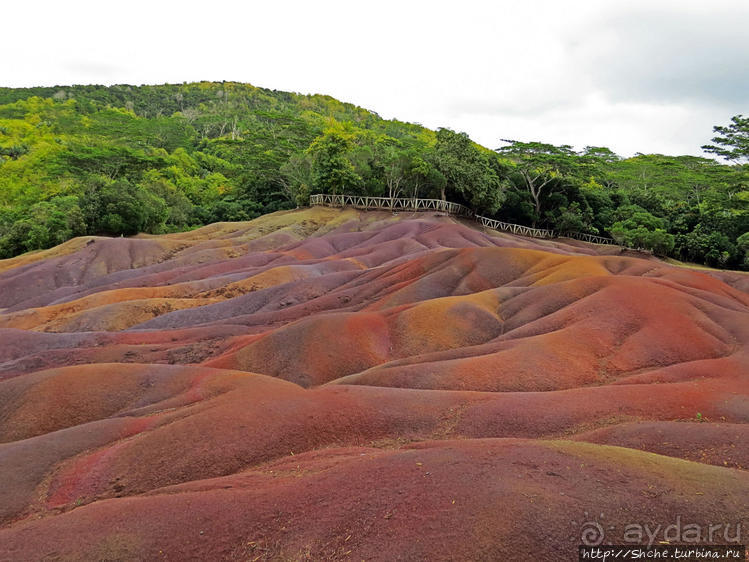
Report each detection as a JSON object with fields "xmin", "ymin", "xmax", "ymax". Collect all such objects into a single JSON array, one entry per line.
[
  {"xmin": 309, "ymin": 194, "xmax": 474, "ymax": 218},
  {"xmin": 309, "ymin": 193, "xmax": 616, "ymax": 245},
  {"xmin": 475, "ymin": 215, "xmax": 555, "ymax": 239},
  {"xmin": 565, "ymin": 232, "xmax": 617, "ymax": 245}
]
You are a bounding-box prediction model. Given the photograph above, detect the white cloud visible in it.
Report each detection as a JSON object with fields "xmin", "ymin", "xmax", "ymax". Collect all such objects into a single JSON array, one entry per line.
[{"xmin": 3, "ymin": 0, "xmax": 747, "ymax": 157}]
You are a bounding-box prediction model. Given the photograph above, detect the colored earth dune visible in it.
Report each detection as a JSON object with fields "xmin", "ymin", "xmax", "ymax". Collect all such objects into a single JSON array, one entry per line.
[{"xmin": 0, "ymin": 207, "xmax": 747, "ymax": 561}]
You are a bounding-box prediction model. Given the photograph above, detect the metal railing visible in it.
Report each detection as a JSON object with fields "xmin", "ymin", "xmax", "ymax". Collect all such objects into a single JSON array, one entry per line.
[
  {"xmin": 475, "ymin": 215, "xmax": 555, "ymax": 239},
  {"xmin": 309, "ymin": 193, "xmax": 616, "ymax": 245},
  {"xmin": 564, "ymin": 232, "xmax": 617, "ymax": 245},
  {"xmin": 309, "ymin": 194, "xmax": 474, "ymax": 218}
]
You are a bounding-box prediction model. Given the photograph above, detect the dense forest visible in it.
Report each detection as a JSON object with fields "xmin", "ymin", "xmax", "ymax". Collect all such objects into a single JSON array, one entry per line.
[{"xmin": 0, "ymin": 82, "xmax": 747, "ymax": 269}]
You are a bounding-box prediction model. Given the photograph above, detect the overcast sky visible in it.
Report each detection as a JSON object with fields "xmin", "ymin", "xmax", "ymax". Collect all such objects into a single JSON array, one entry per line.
[{"xmin": 4, "ymin": 0, "xmax": 747, "ymax": 157}]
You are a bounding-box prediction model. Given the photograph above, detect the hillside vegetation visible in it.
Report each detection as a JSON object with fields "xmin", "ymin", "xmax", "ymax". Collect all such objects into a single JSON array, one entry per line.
[{"xmin": 0, "ymin": 82, "xmax": 747, "ymax": 268}]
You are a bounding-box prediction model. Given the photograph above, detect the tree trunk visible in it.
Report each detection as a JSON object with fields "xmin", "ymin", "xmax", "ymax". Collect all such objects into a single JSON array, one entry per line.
[
  {"xmin": 531, "ymin": 192, "xmax": 541, "ymax": 228},
  {"xmin": 523, "ymin": 171, "xmax": 541, "ymax": 228}
]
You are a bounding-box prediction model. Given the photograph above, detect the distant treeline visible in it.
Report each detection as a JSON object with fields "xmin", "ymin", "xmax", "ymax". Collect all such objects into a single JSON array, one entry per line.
[{"xmin": 0, "ymin": 82, "xmax": 746, "ymax": 269}]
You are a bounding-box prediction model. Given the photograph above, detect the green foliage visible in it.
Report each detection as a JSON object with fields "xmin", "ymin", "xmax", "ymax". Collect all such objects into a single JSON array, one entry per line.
[
  {"xmin": 546, "ymin": 202, "xmax": 595, "ymax": 236},
  {"xmin": 81, "ymin": 179, "xmax": 167, "ymax": 235},
  {"xmin": 609, "ymin": 206, "xmax": 676, "ymax": 255},
  {"xmin": 0, "ymin": 196, "xmax": 85, "ymax": 257},
  {"xmin": 0, "ymin": 144, "xmax": 29, "ymax": 160},
  {"xmin": 613, "ymin": 226, "xmax": 676, "ymax": 256},
  {"xmin": 495, "ymin": 140, "xmax": 579, "ymax": 224},
  {"xmin": 56, "ymin": 143, "xmax": 169, "ymax": 180},
  {"xmin": 0, "ymin": 82, "xmax": 434, "ymax": 257},
  {"xmin": 307, "ymin": 131, "xmax": 362, "ymax": 195},
  {"xmin": 434, "ymin": 128, "xmax": 505, "ymax": 213},
  {"xmin": 0, "ymin": 83, "xmax": 745, "ymax": 270},
  {"xmin": 491, "ymin": 137, "xmax": 746, "ymax": 268},
  {"xmin": 702, "ymin": 114, "xmax": 749, "ymax": 163},
  {"xmin": 737, "ymin": 232, "xmax": 749, "ymax": 268},
  {"xmin": 26, "ymin": 197, "xmax": 86, "ymax": 250},
  {"xmin": 676, "ymin": 224, "xmax": 736, "ymax": 267}
]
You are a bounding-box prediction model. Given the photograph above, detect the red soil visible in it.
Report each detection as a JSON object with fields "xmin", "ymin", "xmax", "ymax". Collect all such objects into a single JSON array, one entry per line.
[{"xmin": 0, "ymin": 207, "xmax": 747, "ymax": 560}]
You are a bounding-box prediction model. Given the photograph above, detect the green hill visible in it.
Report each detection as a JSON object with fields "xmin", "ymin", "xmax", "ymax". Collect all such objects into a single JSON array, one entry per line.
[{"xmin": 0, "ymin": 81, "xmax": 746, "ymax": 268}]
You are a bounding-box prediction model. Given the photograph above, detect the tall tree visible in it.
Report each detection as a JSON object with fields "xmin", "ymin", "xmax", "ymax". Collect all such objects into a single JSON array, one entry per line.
[
  {"xmin": 702, "ymin": 114, "xmax": 749, "ymax": 163},
  {"xmin": 373, "ymin": 137, "xmax": 409, "ymax": 199},
  {"xmin": 495, "ymin": 140, "xmax": 578, "ymax": 225},
  {"xmin": 306, "ymin": 131, "xmax": 361, "ymax": 195},
  {"xmin": 433, "ymin": 128, "xmax": 505, "ymax": 213}
]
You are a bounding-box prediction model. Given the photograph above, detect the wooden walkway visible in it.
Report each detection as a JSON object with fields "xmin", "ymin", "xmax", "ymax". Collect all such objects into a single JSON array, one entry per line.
[{"xmin": 309, "ymin": 193, "xmax": 616, "ymax": 245}]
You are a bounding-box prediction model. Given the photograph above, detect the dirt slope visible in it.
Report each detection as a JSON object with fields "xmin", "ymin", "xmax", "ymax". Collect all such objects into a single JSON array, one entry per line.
[{"xmin": 0, "ymin": 207, "xmax": 747, "ymax": 561}]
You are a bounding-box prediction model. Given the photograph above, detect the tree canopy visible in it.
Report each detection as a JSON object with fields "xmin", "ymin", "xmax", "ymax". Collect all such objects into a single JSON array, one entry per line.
[
  {"xmin": 702, "ymin": 114, "xmax": 749, "ymax": 163},
  {"xmin": 0, "ymin": 82, "xmax": 746, "ymax": 270}
]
